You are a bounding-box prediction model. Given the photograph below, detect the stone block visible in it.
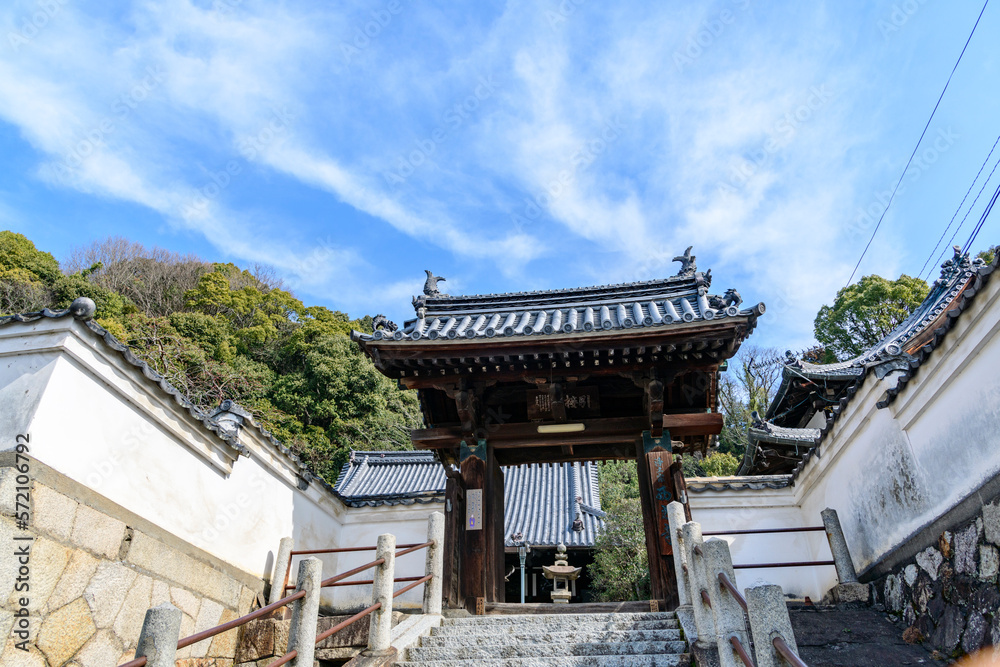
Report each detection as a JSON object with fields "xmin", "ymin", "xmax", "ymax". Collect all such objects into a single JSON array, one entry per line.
[
  {"xmin": 0, "ymin": 467, "xmax": 21, "ymax": 518},
  {"xmin": 37, "ymin": 598, "xmax": 96, "ymax": 666},
  {"xmin": 151, "ymin": 580, "xmax": 171, "ymax": 607},
  {"xmin": 113, "ymin": 574, "xmax": 153, "ymax": 649},
  {"xmin": 238, "ymin": 586, "xmax": 256, "ymax": 615},
  {"xmin": 47, "ymin": 549, "xmax": 99, "ymax": 613},
  {"xmin": 171, "ymin": 586, "xmax": 202, "ymax": 619},
  {"xmin": 177, "ymin": 612, "xmax": 197, "ymax": 660},
  {"xmin": 831, "ymin": 582, "xmax": 870, "ymax": 605},
  {"xmin": 0, "ymin": 519, "xmax": 16, "ymax": 603},
  {"xmin": 32, "ymin": 483, "xmax": 78, "ymax": 541},
  {"xmin": 191, "ymin": 598, "xmax": 225, "ymax": 658},
  {"xmin": 903, "ymin": 564, "xmax": 918, "ymax": 586},
  {"xmin": 0, "ymin": 610, "xmax": 12, "ymax": 650},
  {"xmin": 983, "ymin": 501, "xmax": 1000, "ymax": 546},
  {"xmin": 0, "ymin": 643, "xmax": 47, "ymax": 667},
  {"xmin": 235, "ymin": 618, "xmax": 289, "ymax": 663},
  {"xmin": 954, "ymin": 520, "xmax": 982, "ymax": 575},
  {"xmin": 940, "ymin": 531, "xmax": 953, "ymax": 559},
  {"xmin": 208, "ymin": 609, "xmax": 240, "ymax": 658},
  {"xmin": 71, "ymin": 505, "xmax": 126, "ymax": 559},
  {"xmin": 75, "ymin": 629, "xmax": 125, "ymax": 667},
  {"xmin": 963, "ymin": 612, "xmax": 988, "ymax": 655},
  {"xmin": 916, "ymin": 546, "xmax": 943, "ymax": 580},
  {"xmin": 84, "ymin": 561, "xmax": 137, "ymax": 628},
  {"xmin": 884, "ymin": 574, "xmax": 904, "ymax": 613},
  {"xmin": 17, "ymin": 535, "xmax": 71, "ymax": 613},
  {"xmin": 129, "ymin": 531, "xmax": 222, "ymax": 601},
  {"xmin": 932, "ymin": 605, "xmax": 965, "ymax": 654},
  {"xmin": 979, "ymin": 545, "xmax": 999, "ymax": 581}
]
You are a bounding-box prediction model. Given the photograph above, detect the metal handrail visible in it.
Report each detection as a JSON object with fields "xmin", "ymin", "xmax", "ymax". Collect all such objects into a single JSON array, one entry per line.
[
  {"xmin": 290, "ymin": 542, "xmax": 429, "ymax": 555},
  {"xmin": 729, "ymin": 635, "xmax": 755, "ymax": 667},
  {"xmin": 734, "ymin": 560, "xmax": 835, "ymax": 570},
  {"xmin": 314, "ymin": 602, "xmax": 382, "ymax": 644},
  {"xmin": 700, "ymin": 589, "xmax": 712, "ymax": 608},
  {"xmin": 774, "ymin": 635, "xmax": 809, "ymax": 667},
  {"xmin": 703, "ymin": 526, "xmax": 825, "ymax": 536},
  {"xmin": 284, "ymin": 541, "xmax": 433, "ymax": 591},
  {"xmin": 718, "ymin": 572, "xmax": 748, "ymax": 611}
]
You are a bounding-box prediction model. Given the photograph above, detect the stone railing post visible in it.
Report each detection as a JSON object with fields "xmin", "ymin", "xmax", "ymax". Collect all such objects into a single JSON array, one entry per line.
[
  {"xmin": 367, "ymin": 533, "xmax": 396, "ymax": 655},
  {"xmin": 667, "ymin": 502, "xmax": 690, "ymax": 606},
  {"xmin": 745, "ymin": 583, "xmax": 800, "ymax": 667},
  {"xmin": 133, "ymin": 603, "xmax": 182, "ymax": 667},
  {"xmin": 821, "ymin": 508, "xmax": 858, "ymax": 583},
  {"xmin": 270, "ymin": 537, "xmax": 294, "ymax": 605},
  {"xmin": 681, "ymin": 521, "xmax": 716, "ymax": 644},
  {"xmin": 287, "ymin": 557, "xmax": 322, "ymax": 667},
  {"xmin": 702, "ymin": 539, "xmax": 751, "ymax": 667},
  {"xmin": 423, "ymin": 512, "xmax": 445, "ymax": 614}
]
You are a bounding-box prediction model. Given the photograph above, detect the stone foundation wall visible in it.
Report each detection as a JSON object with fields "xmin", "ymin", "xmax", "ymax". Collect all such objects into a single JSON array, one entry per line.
[
  {"xmin": 872, "ymin": 497, "xmax": 1000, "ymax": 660},
  {"xmin": 1, "ymin": 457, "xmax": 264, "ymax": 667}
]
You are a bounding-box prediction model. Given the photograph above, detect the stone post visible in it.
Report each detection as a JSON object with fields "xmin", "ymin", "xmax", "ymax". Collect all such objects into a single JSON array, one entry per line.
[
  {"xmin": 287, "ymin": 557, "xmax": 322, "ymax": 667},
  {"xmin": 745, "ymin": 583, "xmax": 799, "ymax": 667},
  {"xmin": 133, "ymin": 603, "xmax": 182, "ymax": 667},
  {"xmin": 681, "ymin": 521, "xmax": 716, "ymax": 644},
  {"xmin": 702, "ymin": 539, "xmax": 751, "ymax": 667},
  {"xmin": 270, "ymin": 537, "xmax": 294, "ymax": 605},
  {"xmin": 367, "ymin": 533, "xmax": 396, "ymax": 654},
  {"xmin": 423, "ymin": 512, "xmax": 445, "ymax": 614},
  {"xmin": 821, "ymin": 508, "xmax": 858, "ymax": 583},
  {"xmin": 667, "ymin": 501, "xmax": 690, "ymax": 606}
]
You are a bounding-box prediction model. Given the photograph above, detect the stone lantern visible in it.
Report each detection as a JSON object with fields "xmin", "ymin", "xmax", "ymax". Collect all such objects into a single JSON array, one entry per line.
[{"xmin": 542, "ymin": 544, "xmax": 582, "ymax": 604}]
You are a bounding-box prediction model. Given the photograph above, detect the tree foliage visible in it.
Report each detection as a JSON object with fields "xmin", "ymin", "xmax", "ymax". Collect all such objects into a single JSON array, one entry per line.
[
  {"xmin": 814, "ymin": 274, "xmax": 929, "ymax": 361},
  {"xmin": 0, "ymin": 231, "xmax": 422, "ymax": 484},
  {"xmin": 590, "ymin": 497, "xmax": 650, "ymax": 601},
  {"xmin": 717, "ymin": 346, "xmax": 783, "ymax": 459}
]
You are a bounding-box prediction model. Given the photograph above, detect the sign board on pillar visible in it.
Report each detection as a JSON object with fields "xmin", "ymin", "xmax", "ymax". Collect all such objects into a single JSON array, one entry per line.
[
  {"xmin": 648, "ymin": 450, "xmax": 675, "ymax": 556},
  {"xmin": 466, "ymin": 489, "xmax": 483, "ymax": 530}
]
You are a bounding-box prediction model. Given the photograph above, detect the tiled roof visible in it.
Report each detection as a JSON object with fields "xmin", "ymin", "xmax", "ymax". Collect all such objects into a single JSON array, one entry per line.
[
  {"xmin": 353, "ymin": 251, "xmax": 763, "ymax": 344},
  {"xmin": 332, "ymin": 451, "xmax": 447, "ymax": 507},
  {"xmin": 503, "ymin": 461, "xmax": 605, "ymax": 548},
  {"xmin": 332, "ymin": 453, "xmax": 607, "ymax": 547},
  {"xmin": 687, "ymin": 475, "xmax": 793, "ymax": 493}
]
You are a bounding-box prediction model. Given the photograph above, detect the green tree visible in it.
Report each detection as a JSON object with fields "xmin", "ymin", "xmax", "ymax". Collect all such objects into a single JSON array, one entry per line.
[
  {"xmin": 699, "ymin": 452, "xmax": 740, "ymax": 477},
  {"xmin": 717, "ymin": 346, "xmax": 783, "ymax": 459},
  {"xmin": 590, "ymin": 498, "xmax": 650, "ymax": 601},
  {"xmin": 814, "ymin": 274, "xmax": 929, "ymax": 361},
  {"xmin": 0, "ymin": 231, "xmax": 61, "ymax": 313}
]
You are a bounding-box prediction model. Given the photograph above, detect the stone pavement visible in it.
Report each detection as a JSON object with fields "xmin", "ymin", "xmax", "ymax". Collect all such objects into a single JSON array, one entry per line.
[{"xmin": 788, "ymin": 604, "xmax": 939, "ymax": 666}]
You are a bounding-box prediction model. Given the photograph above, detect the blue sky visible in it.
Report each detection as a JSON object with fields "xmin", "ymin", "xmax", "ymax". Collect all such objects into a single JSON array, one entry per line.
[{"xmin": 1, "ymin": 0, "xmax": 998, "ymax": 350}]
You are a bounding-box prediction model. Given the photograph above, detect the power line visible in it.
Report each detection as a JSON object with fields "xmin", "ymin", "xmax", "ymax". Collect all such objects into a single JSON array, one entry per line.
[
  {"xmin": 845, "ymin": 0, "xmax": 991, "ymax": 287},
  {"xmin": 962, "ymin": 177, "xmax": 1000, "ymax": 254},
  {"xmin": 919, "ymin": 133, "xmax": 1000, "ymax": 280},
  {"xmin": 929, "ymin": 150, "xmax": 1000, "ymax": 272}
]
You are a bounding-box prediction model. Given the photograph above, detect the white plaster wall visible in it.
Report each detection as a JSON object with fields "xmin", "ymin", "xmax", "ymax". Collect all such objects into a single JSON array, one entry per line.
[
  {"xmin": 0, "ymin": 317, "xmax": 439, "ymax": 613},
  {"xmin": 692, "ymin": 271, "xmax": 1000, "ymax": 601}
]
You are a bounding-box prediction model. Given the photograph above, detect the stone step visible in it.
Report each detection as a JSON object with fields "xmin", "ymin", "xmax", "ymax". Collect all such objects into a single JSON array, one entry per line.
[
  {"xmin": 397, "ymin": 655, "xmax": 691, "ymax": 667},
  {"xmin": 421, "ymin": 629, "xmax": 683, "ymax": 649},
  {"xmin": 443, "ymin": 612, "xmax": 676, "ymax": 626},
  {"xmin": 433, "ymin": 619, "xmax": 679, "ymax": 636},
  {"xmin": 407, "ymin": 640, "xmax": 688, "ymax": 662}
]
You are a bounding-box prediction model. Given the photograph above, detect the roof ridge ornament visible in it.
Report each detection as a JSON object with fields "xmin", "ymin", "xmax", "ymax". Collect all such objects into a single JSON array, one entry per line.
[
  {"xmin": 423, "ymin": 270, "xmax": 448, "ymax": 297},
  {"xmin": 672, "ymin": 246, "xmax": 697, "ymax": 278}
]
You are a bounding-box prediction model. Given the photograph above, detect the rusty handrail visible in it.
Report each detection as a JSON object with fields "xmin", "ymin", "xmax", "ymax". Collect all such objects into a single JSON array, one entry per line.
[
  {"xmin": 394, "ymin": 540, "xmax": 433, "ymax": 558},
  {"xmin": 774, "ymin": 635, "xmax": 808, "ymax": 667},
  {"xmin": 325, "ymin": 575, "xmax": 427, "ymax": 588},
  {"xmin": 718, "ymin": 572, "xmax": 748, "ymax": 611},
  {"xmin": 284, "ymin": 541, "xmax": 433, "ymax": 591},
  {"xmin": 393, "ymin": 573, "xmax": 433, "ymax": 598},
  {"xmin": 315, "ymin": 602, "xmax": 382, "ymax": 643},
  {"xmin": 700, "ymin": 589, "xmax": 712, "ymax": 608},
  {"xmin": 265, "ymin": 648, "xmax": 298, "ymax": 667},
  {"xmin": 703, "ymin": 526, "xmax": 825, "ymax": 536},
  {"xmin": 733, "ymin": 560, "xmax": 834, "ymax": 570},
  {"xmin": 117, "ymin": 588, "xmax": 308, "ymax": 667},
  {"xmin": 290, "ymin": 542, "xmax": 428, "ymax": 556},
  {"xmin": 730, "ymin": 636, "xmax": 755, "ymax": 667},
  {"xmin": 282, "ymin": 557, "xmax": 385, "ymax": 592}
]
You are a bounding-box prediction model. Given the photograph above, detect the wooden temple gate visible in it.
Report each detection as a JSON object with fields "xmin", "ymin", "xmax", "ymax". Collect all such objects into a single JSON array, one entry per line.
[{"xmin": 352, "ymin": 253, "xmax": 764, "ymax": 611}]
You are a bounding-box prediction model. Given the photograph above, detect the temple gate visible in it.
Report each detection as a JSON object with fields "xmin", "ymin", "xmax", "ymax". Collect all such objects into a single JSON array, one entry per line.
[{"xmin": 352, "ymin": 251, "xmax": 763, "ymax": 611}]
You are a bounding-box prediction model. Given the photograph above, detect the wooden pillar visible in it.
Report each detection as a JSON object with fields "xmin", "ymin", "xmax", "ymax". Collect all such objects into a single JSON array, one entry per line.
[
  {"xmin": 635, "ymin": 430, "xmax": 680, "ymax": 609},
  {"xmin": 460, "ymin": 439, "xmax": 488, "ymax": 613},
  {"xmin": 486, "ymin": 442, "xmax": 505, "ymax": 604},
  {"xmin": 442, "ymin": 472, "xmax": 463, "ymax": 608}
]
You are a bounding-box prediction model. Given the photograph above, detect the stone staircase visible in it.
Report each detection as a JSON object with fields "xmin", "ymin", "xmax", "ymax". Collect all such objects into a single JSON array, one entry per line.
[{"xmin": 396, "ymin": 611, "xmax": 691, "ymax": 666}]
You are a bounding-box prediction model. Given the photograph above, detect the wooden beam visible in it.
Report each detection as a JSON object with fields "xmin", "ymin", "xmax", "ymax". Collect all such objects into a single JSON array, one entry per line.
[
  {"xmin": 412, "ymin": 417, "xmax": 651, "ymax": 449},
  {"xmin": 662, "ymin": 412, "xmax": 724, "ymax": 437}
]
